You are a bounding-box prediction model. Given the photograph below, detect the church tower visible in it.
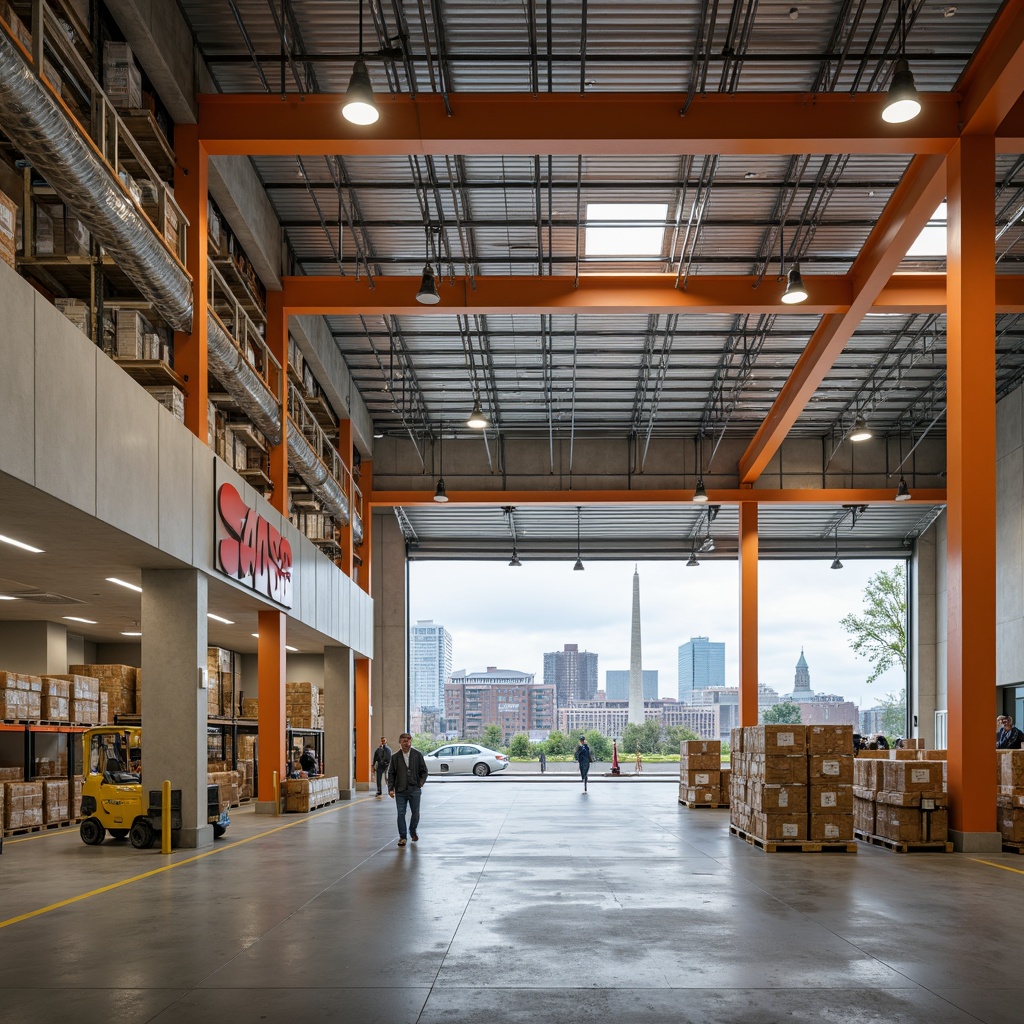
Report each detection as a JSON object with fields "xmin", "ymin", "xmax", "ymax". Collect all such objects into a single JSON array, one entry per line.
[{"xmin": 790, "ymin": 648, "xmax": 814, "ymax": 702}]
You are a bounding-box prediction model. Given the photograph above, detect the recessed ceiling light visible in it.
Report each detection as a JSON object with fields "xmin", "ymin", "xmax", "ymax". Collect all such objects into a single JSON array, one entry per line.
[
  {"xmin": 943, "ymin": 6, "xmax": 957, "ymax": 17},
  {"xmin": 0, "ymin": 533, "xmax": 44, "ymax": 553},
  {"xmin": 121, "ymin": 631, "xmax": 143, "ymax": 637},
  {"xmin": 208, "ymin": 613, "xmax": 234, "ymax": 625},
  {"xmin": 252, "ymin": 633, "xmax": 260, "ymax": 638},
  {"xmin": 0, "ymin": 595, "xmax": 17, "ymax": 601},
  {"xmin": 286, "ymin": 645, "xmax": 298, "ymax": 653},
  {"xmin": 64, "ymin": 616, "xmax": 97, "ymax": 624},
  {"xmin": 107, "ymin": 577, "xmax": 143, "ymax": 592}
]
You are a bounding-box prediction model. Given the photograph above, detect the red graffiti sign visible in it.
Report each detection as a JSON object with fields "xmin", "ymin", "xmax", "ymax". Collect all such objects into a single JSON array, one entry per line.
[{"xmin": 216, "ymin": 483, "xmax": 293, "ymax": 607}]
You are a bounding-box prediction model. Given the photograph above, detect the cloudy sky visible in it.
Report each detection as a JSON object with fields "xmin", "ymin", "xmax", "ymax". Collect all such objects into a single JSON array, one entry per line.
[{"xmin": 409, "ymin": 557, "xmax": 907, "ymax": 711}]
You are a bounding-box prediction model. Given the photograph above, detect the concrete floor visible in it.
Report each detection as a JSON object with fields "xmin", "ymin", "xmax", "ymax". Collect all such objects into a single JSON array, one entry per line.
[{"xmin": 0, "ymin": 778, "xmax": 1020, "ymax": 1024}]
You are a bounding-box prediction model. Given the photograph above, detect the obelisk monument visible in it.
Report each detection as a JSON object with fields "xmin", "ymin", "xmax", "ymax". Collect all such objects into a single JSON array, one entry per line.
[{"xmin": 628, "ymin": 565, "xmax": 644, "ymax": 724}]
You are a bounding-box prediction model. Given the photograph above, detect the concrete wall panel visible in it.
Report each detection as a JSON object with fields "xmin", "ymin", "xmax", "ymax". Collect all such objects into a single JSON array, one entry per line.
[
  {"xmin": 157, "ymin": 408, "xmax": 195, "ymax": 562},
  {"xmin": 96, "ymin": 356, "xmax": 160, "ymax": 545},
  {"xmin": 34, "ymin": 295, "xmax": 97, "ymax": 513},
  {"xmin": 0, "ymin": 263, "xmax": 36, "ymax": 483}
]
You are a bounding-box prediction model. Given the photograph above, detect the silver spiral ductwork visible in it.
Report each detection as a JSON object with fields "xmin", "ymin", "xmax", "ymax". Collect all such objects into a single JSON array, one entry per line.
[
  {"xmin": 0, "ymin": 30, "xmax": 361, "ymax": 541},
  {"xmin": 0, "ymin": 30, "xmax": 193, "ymax": 330}
]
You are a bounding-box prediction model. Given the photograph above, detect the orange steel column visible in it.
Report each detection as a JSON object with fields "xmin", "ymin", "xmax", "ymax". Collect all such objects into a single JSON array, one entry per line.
[
  {"xmin": 354, "ymin": 657, "xmax": 371, "ymax": 785},
  {"xmin": 946, "ymin": 135, "xmax": 997, "ymax": 839},
  {"xmin": 338, "ymin": 419, "xmax": 353, "ymax": 578},
  {"xmin": 257, "ymin": 609, "xmax": 287, "ymax": 811},
  {"xmin": 173, "ymin": 124, "xmax": 209, "ymax": 442},
  {"xmin": 358, "ymin": 461, "xmax": 373, "ymax": 594},
  {"xmin": 738, "ymin": 502, "xmax": 759, "ymax": 727},
  {"xmin": 265, "ymin": 291, "xmax": 288, "ymax": 516}
]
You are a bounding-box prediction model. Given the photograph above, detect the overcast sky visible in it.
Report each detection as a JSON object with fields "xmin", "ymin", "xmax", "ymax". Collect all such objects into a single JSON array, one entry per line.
[{"xmin": 409, "ymin": 557, "xmax": 907, "ymax": 711}]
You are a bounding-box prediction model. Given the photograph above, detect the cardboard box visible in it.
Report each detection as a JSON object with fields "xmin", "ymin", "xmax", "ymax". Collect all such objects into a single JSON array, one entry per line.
[
  {"xmin": 747, "ymin": 754, "xmax": 807, "ymax": 785},
  {"xmin": 681, "ymin": 740, "xmax": 721, "ymax": 756},
  {"xmin": 998, "ymin": 750, "xmax": 1024, "ymax": 789},
  {"xmin": 749, "ymin": 783, "xmax": 808, "ymax": 813},
  {"xmin": 999, "ymin": 807, "xmax": 1024, "ymax": 843},
  {"xmin": 681, "ymin": 786, "xmax": 719, "ymax": 805},
  {"xmin": 853, "ymin": 757, "xmax": 883, "ymax": 790},
  {"xmin": 751, "ymin": 811, "xmax": 807, "ymax": 842},
  {"xmin": 757, "ymin": 724, "xmax": 807, "ymax": 755},
  {"xmin": 3, "ymin": 781, "xmax": 43, "ymax": 829},
  {"xmin": 680, "ymin": 752, "xmax": 721, "ymax": 771},
  {"xmin": 809, "ymin": 784, "xmax": 853, "ymax": 813},
  {"xmin": 679, "ymin": 768, "xmax": 720, "ymax": 788},
  {"xmin": 853, "ymin": 794, "xmax": 876, "ymax": 835},
  {"xmin": 809, "ymin": 812, "xmax": 853, "ymax": 842},
  {"xmin": 883, "ymin": 760, "xmax": 945, "ymax": 793},
  {"xmin": 809, "ymin": 754, "xmax": 854, "ymax": 784},
  {"xmin": 42, "ymin": 779, "xmax": 69, "ymax": 823},
  {"xmin": 807, "ymin": 725, "xmax": 853, "ymax": 755}
]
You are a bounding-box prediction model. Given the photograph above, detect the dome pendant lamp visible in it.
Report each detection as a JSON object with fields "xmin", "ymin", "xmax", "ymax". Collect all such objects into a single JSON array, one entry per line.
[{"xmin": 882, "ymin": 2, "xmax": 921, "ymax": 124}]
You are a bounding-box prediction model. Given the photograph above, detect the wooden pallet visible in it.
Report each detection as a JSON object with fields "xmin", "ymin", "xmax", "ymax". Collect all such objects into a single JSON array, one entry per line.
[
  {"xmin": 680, "ymin": 800, "xmax": 729, "ymax": 809},
  {"xmin": 729, "ymin": 823, "xmax": 857, "ymax": 853},
  {"xmin": 854, "ymin": 829, "xmax": 953, "ymax": 853},
  {"xmin": 1001, "ymin": 839, "xmax": 1024, "ymax": 854}
]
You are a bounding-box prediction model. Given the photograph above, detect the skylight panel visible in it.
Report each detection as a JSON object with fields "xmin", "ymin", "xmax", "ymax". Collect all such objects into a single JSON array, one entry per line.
[
  {"xmin": 906, "ymin": 202, "xmax": 947, "ymax": 258},
  {"xmin": 585, "ymin": 203, "xmax": 668, "ymax": 257}
]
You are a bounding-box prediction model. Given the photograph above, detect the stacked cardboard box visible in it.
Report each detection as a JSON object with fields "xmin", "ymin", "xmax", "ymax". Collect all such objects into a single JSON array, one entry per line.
[
  {"xmin": 55, "ymin": 297, "xmax": 91, "ymax": 336},
  {"xmin": 146, "ymin": 385, "xmax": 185, "ymax": 422},
  {"xmin": 678, "ymin": 739, "xmax": 722, "ymax": 805},
  {"xmin": 286, "ymin": 681, "xmax": 322, "ymax": 729},
  {"xmin": 40, "ymin": 677, "xmax": 69, "ymax": 722},
  {"xmin": 853, "ymin": 756, "xmax": 883, "ymax": 835},
  {"xmin": 874, "ymin": 760, "xmax": 948, "ymax": 843},
  {"xmin": 42, "ymin": 779, "xmax": 69, "ymax": 824},
  {"xmin": 207, "ymin": 647, "xmax": 239, "ymax": 717},
  {"xmin": 807, "ymin": 725, "xmax": 854, "ymax": 842},
  {"xmin": 241, "ymin": 698, "xmax": 259, "ymax": 718},
  {"xmin": 1, "ymin": 672, "xmax": 43, "ymax": 720},
  {"xmin": 0, "ymin": 766, "xmax": 24, "ymax": 782},
  {"xmin": 50, "ymin": 675, "xmax": 101, "ymax": 724},
  {"xmin": 115, "ymin": 309, "xmax": 152, "ymax": 359},
  {"xmin": 282, "ymin": 775, "xmax": 339, "ymax": 813},
  {"xmin": 67, "ymin": 665, "xmax": 137, "ymax": 718},
  {"xmin": 3, "ymin": 781, "xmax": 43, "ymax": 829},
  {"xmin": 103, "ymin": 41, "xmax": 143, "ymax": 109},
  {"xmin": 208, "ymin": 770, "xmax": 242, "ymax": 808},
  {"xmin": 997, "ymin": 750, "xmax": 1024, "ymax": 843},
  {"xmin": 0, "ymin": 188, "xmax": 16, "ymax": 268}
]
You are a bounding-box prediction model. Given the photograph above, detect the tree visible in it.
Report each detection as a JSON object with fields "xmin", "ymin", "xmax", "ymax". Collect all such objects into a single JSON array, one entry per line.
[
  {"xmin": 584, "ymin": 730, "xmax": 612, "ymax": 762},
  {"xmin": 481, "ymin": 724, "xmax": 504, "ymax": 750},
  {"xmin": 878, "ymin": 690, "xmax": 908, "ymax": 740},
  {"xmin": 621, "ymin": 719, "xmax": 663, "ymax": 755},
  {"xmin": 664, "ymin": 724, "xmax": 700, "ymax": 753},
  {"xmin": 544, "ymin": 730, "xmax": 571, "ymax": 756},
  {"xmin": 762, "ymin": 701, "xmax": 802, "ymax": 724},
  {"xmin": 841, "ymin": 565, "xmax": 907, "ymax": 684},
  {"xmin": 412, "ymin": 733, "xmax": 441, "ymax": 753},
  {"xmin": 508, "ymin": 732, "xmax": 533, "ymax": 759}
]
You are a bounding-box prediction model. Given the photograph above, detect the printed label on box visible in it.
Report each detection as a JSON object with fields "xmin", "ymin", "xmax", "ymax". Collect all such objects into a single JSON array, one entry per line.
[
  {"xmin": 822, "ymin": 760, "xmax": 840, "ymax": 776},
  {"xmin": 820, "ymin": 791, "xmax": 837, "ymax": 807},
  {"xmin": 921, "ymin": 798, "xmax": 935, "ymax": 810},
  {"xmin": 695, "ymin": 773, "xmax": 709, "ymax": 784},
  {"xmin": 824, "ymin": 824, "xmax": 839, "ymax": 838},
  {"xmin": 782, "ymin": 823, "xmax": 798, "ymax": 837},
  {"xmin": 777, "ymin": 732, "xmax": 795, "ymax": 746},
  {"xmin": 910, "ymin": 768, "xmax": 930, "ymax": 783},
  {"xmin": 779, "ymin": 790, "xmax": 789, "ymax": 807}
]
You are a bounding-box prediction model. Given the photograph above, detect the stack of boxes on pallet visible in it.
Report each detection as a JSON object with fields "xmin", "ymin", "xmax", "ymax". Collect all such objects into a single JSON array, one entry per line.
[
  {"xmin": 68, "ymin": 665, "xmax": 138, "ymax": 719},
  {"xmin": 853, "ymin": 742, "xmax": 948, "ymax": 846},
  {"xmin": 286, "ymin": 682, "xmax": 323, "ymax": 730},
  {"xmin": 997, "ymin": 749, "xmax": 1024, "ymax": 845},
  {"xmin": 678, "ymin": 739, "xmax": 729, "ymax": 805},
  {"xmin": 730, "ymin": 724, "xmax": 854, "ymax": 844},
  {"xmin": 2, "ymin": 671, "xmax": 103, "ymax": 724},
  {"xmin": 282, "ymin": 775, "xmax": 340, "ymax": 813},
  {"xmin": 207, "ymin": 647, "xmax": 240, "ymax": 717},
  {"xmin": 102, "ymin": 41, "xmax": 143, "ymax": 110}
]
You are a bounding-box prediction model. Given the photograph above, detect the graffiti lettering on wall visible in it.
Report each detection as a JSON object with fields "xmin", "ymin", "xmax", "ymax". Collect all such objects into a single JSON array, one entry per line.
[{"xmin": 216, "ymin": 483, "xmax": 293, "ymax": 607}]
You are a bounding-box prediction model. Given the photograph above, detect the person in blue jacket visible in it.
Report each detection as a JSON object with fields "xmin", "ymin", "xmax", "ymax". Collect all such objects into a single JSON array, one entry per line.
[{"xmin": 574, "ymin": 736, "xmax": 593, "ymax": 792}]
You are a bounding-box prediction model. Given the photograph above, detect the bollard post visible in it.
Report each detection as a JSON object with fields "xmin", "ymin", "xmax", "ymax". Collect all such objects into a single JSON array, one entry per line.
[
  {"xmin": 161, "ymin": 779, "xmax": 171, "ymax": 854},
  {"xmin": 272, "ymin": 770, "xmax": 280, "ymax": 816}
]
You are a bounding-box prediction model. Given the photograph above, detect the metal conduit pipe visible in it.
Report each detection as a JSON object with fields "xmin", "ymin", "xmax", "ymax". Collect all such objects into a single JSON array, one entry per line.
[
  {"xmin": 0, "ymin": 31, "xmax": 193, "ymax": 329},
  {"xmin": 286, "ymin": 426, "xmax": 363, "ymax": 544}
]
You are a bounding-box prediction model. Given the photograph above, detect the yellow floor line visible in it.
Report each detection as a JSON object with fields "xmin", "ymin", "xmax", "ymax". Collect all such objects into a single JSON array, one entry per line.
[
  {"xmin": 970, "ymin": 857, "xmax": 1024, "ymax": 875},
  {"xmin": 0, "ymin": 795, "xmax": 375, "ymax": 931}
]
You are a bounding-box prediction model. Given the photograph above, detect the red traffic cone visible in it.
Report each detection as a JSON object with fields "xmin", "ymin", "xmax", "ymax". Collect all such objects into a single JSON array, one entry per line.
[{"xmin": 611, "ymin": 739, "xmax": 621, "ymax": 775}]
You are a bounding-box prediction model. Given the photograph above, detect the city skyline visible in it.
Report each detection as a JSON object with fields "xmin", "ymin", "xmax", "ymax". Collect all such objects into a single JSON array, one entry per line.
[{"xmin": 408, "ymin": 558, "xmax": 908, "ymax": 711}]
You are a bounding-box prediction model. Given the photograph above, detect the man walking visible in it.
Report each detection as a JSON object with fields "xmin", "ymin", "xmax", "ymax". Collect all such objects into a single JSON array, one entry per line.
[
  {"xmin": 387, "ymin": 732, "xmax": 428, "ymax": 846},
  {"xmin": 372, "ymin": 736, "xmax": 392, "ymax": 798},
  {"xmin": 574, "ymin": 735, "xmax": 593, "ymax": 792}
]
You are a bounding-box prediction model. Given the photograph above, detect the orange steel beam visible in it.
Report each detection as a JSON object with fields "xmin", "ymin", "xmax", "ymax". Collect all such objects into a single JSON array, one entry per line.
[
  {"xmin": 945, "ymin": 137, "xmax": 998, "ymax": 839},
  {"xmin": 956, "ymin": 0, "xmax": 1024, "ymax": 136},
  {"xmin": 279, "ymin": 272, "xmax": 1024, "ymax": 316},
  {"xmin": 366, "ymin": 488, "xmax": 946, "ymax": 509},
  {"xmin": 738, "ymin": 503, "xmax": 759, "ymax": 728},
  {"xmin": 265, "ymin": 291, "xmax": 288, "ymax": 516},
  {"xmin": 197, "ymin": 92, "xmax": 962, "ymax": 157},
  {"xmin": 737, "ymin": 154, "xmax": 947, "ymax": 485}
]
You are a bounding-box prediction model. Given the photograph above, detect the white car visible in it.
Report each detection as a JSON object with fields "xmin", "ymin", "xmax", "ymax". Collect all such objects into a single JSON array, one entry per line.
[{"xmin": 425, "ymin": 743, "xmax": 510, "ymax": 776}]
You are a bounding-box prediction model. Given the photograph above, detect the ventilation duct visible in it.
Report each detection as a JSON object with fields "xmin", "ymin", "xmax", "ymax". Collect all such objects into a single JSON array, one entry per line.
[
  {"xmin": 0, "ymin": 31, "xmax": 192, "ymax": 330},
  {"xmin": 0, "ymin": 32, "xmax": 361, "ymax": 543}
]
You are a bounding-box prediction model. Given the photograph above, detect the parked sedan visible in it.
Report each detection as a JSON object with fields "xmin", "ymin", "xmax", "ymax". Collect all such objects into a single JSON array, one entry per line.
[{"xmin": 425, "ymin": 744, "xmax": 510, "ymax": 776}]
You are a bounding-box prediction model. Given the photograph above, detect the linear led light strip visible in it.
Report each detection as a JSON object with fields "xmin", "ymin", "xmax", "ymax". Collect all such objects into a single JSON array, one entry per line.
[
  {"xmin": 252, "ymin": 633, "xmax": 299, "ymax": 652},
  {"xmin": 0, "ymin": 533, "xmax": 43, "ymax": 553}
]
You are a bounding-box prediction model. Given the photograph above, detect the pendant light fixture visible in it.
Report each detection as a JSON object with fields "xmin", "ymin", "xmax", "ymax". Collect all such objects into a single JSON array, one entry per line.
[
  {"xmin": 686, "ymin": 543, "xmax": 700, "ymax": 568},
  {"xmin": 509, "ymin": 545, "xmax": 522, "ymax": 567},
  {"xmin": 692, "ymin": 432, "xmax": 709, "ymax": 503},
  {"xmin": 466, "ymin": 399, "xmax": 488, "ymax": 429},
  {"xmin": 433, "ymin": 431, "xmax": 448, "ymax": 503},
  {"xmin": 779, "ymin": 223, "xmax": 808, "ymax": 305},
  {"xmin": 416, "ymin": 263, "xmax": 440, "ymax": 305},
  {"xmin": 849, "ymin": 416, "xmax": 872, "ymax": 442},
  {"xmin": 882, "ymin": 3, "xmax": 921, "ymax": 124},
  {"xmin": 830, "ymin": 526, "xmax": 843, "ymax": 570},
  {"xmin": 895, "ymin": 476, "xmax": 912, "ymax": 501},
  {"xmin": 341, "ymin": 4, "xmax": 379, "ymax": 125},
  {"xmin": 573, "ymin": 506, "xmax": 585, "ymax": 571}
]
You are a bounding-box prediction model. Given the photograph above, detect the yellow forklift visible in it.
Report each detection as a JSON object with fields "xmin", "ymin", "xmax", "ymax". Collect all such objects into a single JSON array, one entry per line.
[{"xmin": 78, "ymin": 726, "xmax": 228, "ymax": 848}]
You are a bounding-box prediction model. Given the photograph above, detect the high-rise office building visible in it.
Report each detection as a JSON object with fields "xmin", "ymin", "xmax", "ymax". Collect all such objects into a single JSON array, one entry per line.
[
  {"xmin": 543, "ymin": 643, "xmax": 599, "ymax": 706},
  {"xmin": 678, "ymin": 637, "xmax": 725, "ymax": 703},
  {"xmin": 409, "ymin": 620, "xmax": 452, "ymax": 714},
  {"xmin": 606, "ymin": 669, "xmax": 658, "ymax": 701}
]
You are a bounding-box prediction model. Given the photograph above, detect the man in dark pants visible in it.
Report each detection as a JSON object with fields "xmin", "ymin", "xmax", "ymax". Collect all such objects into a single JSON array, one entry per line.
[
  {"xmin": 387, "ymin": 733, "xmax": 428, "ymax": 846},
  {"xmin": 372, "ymin": 736, "xmax": 392, "ymax": 798},
  {"xmin": 574, "ymin": 735, "xmax": 593, "ymax": 792}
]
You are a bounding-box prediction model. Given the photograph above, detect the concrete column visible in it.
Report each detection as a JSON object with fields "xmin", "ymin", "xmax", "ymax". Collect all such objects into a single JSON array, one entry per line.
[
  {"xmin": 141, "ymin": 568, "xmax": 210, "ymax": 849},
  {"xmin": 0, "ymin": 621, "xmax": 68, "ymax": 674},
  {"xmin": 372, "ymin": 508, "xmax": 408, "ymax": 740},
  {"xmin": 324, "ymin": 645, "xmax": 354, "ymax": 799},
  {"xmin": 912, "ymin": 529, "xmax": 939, "ymax": 747}
]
